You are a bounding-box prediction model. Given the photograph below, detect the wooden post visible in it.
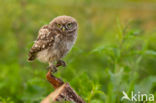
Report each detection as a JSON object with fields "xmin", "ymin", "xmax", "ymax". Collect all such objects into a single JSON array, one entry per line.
[{"xmin": 41, "ymin": 70, "xmax": 85, "ymax": 103}]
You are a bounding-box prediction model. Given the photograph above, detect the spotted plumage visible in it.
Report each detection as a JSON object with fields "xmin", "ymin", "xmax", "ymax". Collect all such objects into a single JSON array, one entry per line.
[{"xmin": 28, "ymin": 16, "xmax": 78, "ymax": 72}]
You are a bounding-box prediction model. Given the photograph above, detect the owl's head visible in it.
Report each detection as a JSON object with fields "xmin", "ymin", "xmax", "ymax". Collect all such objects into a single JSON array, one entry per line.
[{"xmin": 50, "ymin": 16, "xmax": 78, "ymax": 34}]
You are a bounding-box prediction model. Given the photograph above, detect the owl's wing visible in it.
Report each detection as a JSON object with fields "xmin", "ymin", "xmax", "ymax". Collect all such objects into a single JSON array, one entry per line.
[{"xmin": 28, "ymin": 25, "xmax": 55, "ymax": 61}]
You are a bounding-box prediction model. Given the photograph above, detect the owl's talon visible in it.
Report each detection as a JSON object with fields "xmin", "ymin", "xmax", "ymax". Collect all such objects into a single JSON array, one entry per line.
[
  {"xmin": 56, "ymin": 60, "xmax": 66, "ymax": 67},
  {"xmin": 52, "ymin": 66, "xmax": 57, "ymax": 73},
  {"xmin": 52, "ymin": 68, "xmax": 57, "ymax": 73},
  {"xmin": 48, "ymin": 65, "xmax": 57, "ymax": 73}
]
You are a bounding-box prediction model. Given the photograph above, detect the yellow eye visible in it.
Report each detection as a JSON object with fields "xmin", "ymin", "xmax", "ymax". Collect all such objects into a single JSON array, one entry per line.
[
  {"xmin": 57, "ymin": 24, "xmax": 61, "ymax": 28},
  {"xmin": 67, "ymin": 23, "xmax": 72, "ymax": 28}
]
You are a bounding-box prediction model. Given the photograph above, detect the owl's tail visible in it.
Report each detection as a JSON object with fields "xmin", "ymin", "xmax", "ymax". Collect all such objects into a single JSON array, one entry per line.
[
  {"xmin": 28, "ymin": 56, "xmax": 35, "ymax": 61},
  {"xmin": 28, "ymin": 51, "xmax": 36, "ymax": 61}
]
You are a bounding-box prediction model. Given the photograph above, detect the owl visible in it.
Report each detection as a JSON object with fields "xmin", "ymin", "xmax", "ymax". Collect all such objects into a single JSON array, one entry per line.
[{"xmin": 28, "ymin": 16, "xmax": 78, "ymax": 73}]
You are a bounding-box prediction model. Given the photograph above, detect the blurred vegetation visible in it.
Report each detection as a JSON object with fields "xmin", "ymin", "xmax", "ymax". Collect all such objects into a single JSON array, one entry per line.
[{"xmin": 0, "ymin": 0, "xmax": 156, "ymax": 103}]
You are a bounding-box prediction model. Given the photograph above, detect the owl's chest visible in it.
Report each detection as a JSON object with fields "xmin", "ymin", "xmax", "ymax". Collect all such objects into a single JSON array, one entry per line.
[
  {"xmin": 37, "ymin": 35, "xmax": 76, "ymax": 62},
  {"xmin": 53, "ymin": 36, "xmax": 74, "ymax": 55}
]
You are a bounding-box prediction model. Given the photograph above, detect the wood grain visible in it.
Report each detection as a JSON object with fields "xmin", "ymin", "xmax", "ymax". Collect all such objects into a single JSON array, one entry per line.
[{"xmin": 41, "ymin": 70, "xmax": 85, "ymax": 103}]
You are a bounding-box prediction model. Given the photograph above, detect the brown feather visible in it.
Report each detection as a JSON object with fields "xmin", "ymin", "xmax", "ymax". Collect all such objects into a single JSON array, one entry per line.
[
  {"xmin": 28, "ymin": 16, "xmax": 78, "ymax": 64},
  {"xmin": 28, "ymin": 25, "xmax": 56, "ymax": 61}
]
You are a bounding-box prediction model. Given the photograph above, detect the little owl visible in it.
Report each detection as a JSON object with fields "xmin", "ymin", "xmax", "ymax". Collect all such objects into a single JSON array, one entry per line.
[{"xmin": 28, "ymin": 16, "xmax": 78, "ymax": 73}]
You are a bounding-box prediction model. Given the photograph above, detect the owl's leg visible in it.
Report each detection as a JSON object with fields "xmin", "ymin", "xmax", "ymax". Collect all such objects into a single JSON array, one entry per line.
[
  {"xmin": 48, "ymin": 62, "xmax": 57, "ymax": 73},
  {"xmin": 56, "ymin": 60, "xmax": 66, "ymax": 67}
]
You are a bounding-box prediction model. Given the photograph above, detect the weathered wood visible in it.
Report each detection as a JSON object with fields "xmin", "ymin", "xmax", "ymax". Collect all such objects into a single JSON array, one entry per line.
[
  {"xmin": 41, "ymin": 70, "xmax": 85, "ymax": 103},
  {"xmin": 41, "ymin": 83, "xmax": 85, "ymax": 103}
]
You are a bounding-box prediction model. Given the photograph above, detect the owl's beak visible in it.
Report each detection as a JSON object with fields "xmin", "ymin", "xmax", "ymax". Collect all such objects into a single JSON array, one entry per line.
[{"xmin": 62, "ymin": 26, "xmax": 65, "ymax": 32}]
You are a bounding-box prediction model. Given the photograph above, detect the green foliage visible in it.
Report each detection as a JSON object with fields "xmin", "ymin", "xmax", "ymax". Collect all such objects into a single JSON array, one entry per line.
[{"xmin": 0, "ymin": 0, "xmax": 156, "ymax": 103}]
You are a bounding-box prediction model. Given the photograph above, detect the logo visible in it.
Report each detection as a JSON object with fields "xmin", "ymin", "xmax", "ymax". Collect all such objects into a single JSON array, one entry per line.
[{"xmin": 121, "ymin": 91, "xmax": 154, "ymax": 102}]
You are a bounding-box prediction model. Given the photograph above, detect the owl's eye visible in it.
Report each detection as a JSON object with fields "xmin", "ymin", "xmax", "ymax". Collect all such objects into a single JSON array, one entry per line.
[
  {"xmin": 57, "ymin": 24, "xmax": 61, "ymax": 28},
  {"xmin": 67, "ymin": 23, "xmax": 72, "ymax": 29}
]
